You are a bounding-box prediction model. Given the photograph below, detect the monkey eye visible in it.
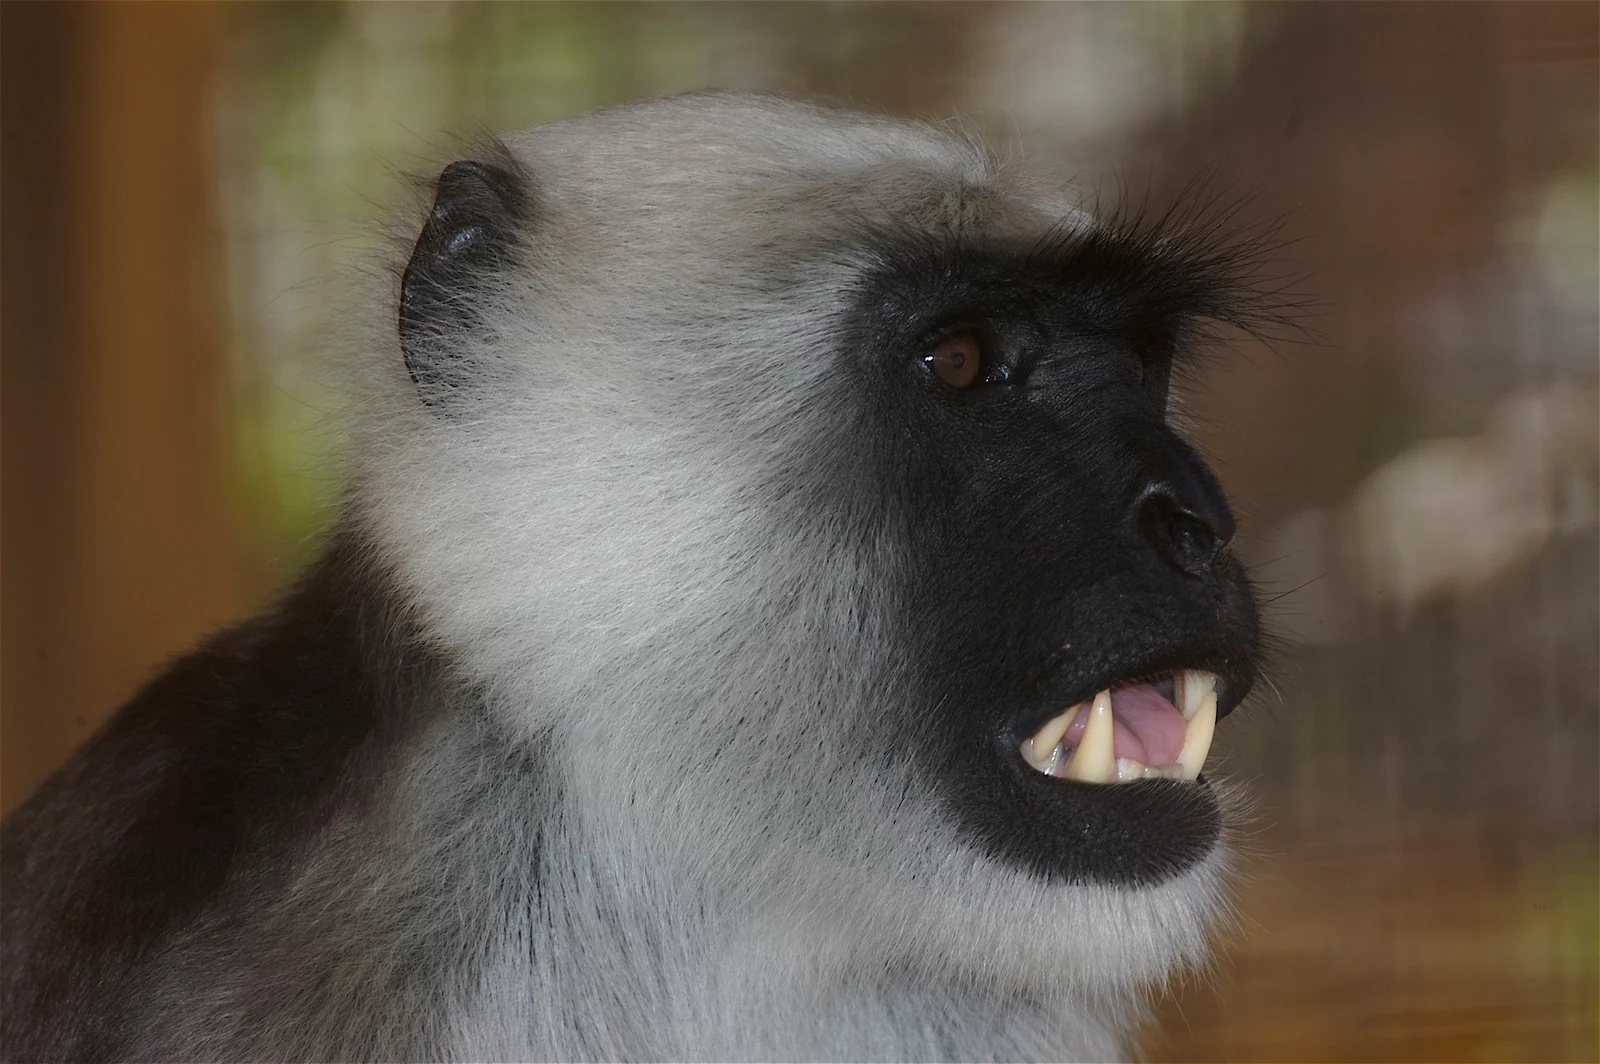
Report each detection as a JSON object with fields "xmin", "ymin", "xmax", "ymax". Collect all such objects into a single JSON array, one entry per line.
[{"xmin": 924, "ymin": 329, "xmax": 985, "ymax": 389}]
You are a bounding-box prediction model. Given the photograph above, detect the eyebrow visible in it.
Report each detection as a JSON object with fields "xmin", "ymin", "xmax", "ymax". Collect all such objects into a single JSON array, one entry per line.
[{"xmin": 855, "ymin": 193, "xmax": 1300, "ymax": 357}]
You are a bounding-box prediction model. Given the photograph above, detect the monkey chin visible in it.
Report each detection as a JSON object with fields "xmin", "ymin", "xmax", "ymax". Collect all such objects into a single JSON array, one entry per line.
[
  {"xmin": 925, "ymin": 809, "xmax": 1238, "ymax": 995},
  {"xmin": 714, "ymin": 758, "xmax": 1247, "ymax": 1031}
]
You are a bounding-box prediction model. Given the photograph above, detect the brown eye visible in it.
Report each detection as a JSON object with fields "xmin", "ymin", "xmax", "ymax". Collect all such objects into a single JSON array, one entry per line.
[{"xmin": 928, "ymin": 331, "xmax": 983, "ymax": 389}]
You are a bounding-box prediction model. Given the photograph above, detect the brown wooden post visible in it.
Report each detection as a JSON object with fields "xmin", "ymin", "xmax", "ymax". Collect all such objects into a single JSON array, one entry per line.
[{"xmin": 2, "ymin": 2, "xmax": 248, "ymax": 815}]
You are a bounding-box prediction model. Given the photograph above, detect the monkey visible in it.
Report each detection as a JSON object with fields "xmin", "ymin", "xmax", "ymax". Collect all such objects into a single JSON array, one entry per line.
[{"xmin": 1, "ymin": 93, "xmax": 1275, "ymax": 1062}]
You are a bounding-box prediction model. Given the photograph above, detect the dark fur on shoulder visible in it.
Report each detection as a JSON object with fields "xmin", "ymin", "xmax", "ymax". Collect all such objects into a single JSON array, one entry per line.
[{"xmin": 0, "ymin": 526, "xmax": 460, "ymax": 1060}]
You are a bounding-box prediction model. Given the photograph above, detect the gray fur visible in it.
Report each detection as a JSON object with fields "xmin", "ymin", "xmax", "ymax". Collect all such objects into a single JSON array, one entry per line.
[{"xmin": 4, "ymin": 94, "xmax": 1238, "ymax": 1062}]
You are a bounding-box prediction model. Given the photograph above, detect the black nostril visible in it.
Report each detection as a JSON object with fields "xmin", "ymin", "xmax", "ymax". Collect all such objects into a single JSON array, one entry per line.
[{"xmin": 1136, "ymin": 488, "xmax": 1226, "ymax": 578}]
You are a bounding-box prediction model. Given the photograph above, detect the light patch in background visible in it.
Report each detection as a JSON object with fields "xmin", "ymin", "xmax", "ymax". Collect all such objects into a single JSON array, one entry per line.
[
  {"xmin": 975, "ymin": 2, "xmax": 1251, "ymax": 146},
  {"xmin": 1536, "ymin": 170, "xmax": 1600, "ymax": 315},
  {"xmin": 1258, "ymin": 385, "xmax": 1598, "ymax": 644}
]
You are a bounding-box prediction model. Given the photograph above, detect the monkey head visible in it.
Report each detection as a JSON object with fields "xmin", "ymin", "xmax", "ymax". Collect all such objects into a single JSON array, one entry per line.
[{"xmin": 369, "ymin": 93, "xmax": 1272, "ymax": 1004}]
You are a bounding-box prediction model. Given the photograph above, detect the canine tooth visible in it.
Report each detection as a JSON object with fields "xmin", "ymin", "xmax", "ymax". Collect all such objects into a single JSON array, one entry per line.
[
  {"xmin": 1025, "ymin": 705, "xmax": 1079, "ymax": 770},
  {"xmin": 1173, "ymin": 688, "xmax": 1217, "ymax": 780},
  {"xmin": 1177, "ymin": 670, "xmax": 1218, "ymax": 722},
  {"xmin": 1062, "ymin": 690, "xmax": 1115, "ymax": 783}
]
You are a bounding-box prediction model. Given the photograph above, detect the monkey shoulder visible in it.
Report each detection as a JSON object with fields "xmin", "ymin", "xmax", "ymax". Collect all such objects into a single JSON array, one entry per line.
[{"xmin": 0, "ymin": 531, "xmax": 460, "ymax": 1060}]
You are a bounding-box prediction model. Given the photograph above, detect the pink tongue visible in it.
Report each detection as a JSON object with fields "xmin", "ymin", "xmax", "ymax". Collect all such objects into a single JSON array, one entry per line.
[
  {"xmin": 1110, "ymin": 685, "xmax": 1187, "ymax": 765},
  {"xmin": 1058, "ymin": 684, "xmax": 1187, "ymax": 766}
]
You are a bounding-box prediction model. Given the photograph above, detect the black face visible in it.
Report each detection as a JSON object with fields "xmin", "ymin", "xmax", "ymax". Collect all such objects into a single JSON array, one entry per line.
[{"xmin": 847, "ymin": 229, "xmax": 1265, "ymax": 887}]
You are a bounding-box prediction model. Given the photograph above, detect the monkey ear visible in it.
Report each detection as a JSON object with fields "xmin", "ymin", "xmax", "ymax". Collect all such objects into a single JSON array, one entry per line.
[{"xmin": 399, "ymin": 159, "xmax": 529, "ymax": 413}]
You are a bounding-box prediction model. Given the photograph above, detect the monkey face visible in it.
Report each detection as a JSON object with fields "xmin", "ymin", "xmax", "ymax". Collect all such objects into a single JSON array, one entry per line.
[{"xmin": 844, "ymin": 236, "xmax": 1264, "ymax": 888}]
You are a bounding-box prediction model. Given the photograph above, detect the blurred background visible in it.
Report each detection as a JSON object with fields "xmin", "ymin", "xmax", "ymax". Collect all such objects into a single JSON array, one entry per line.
[{"xmin": 2, "ymin": 3, "xmax": 1595, "ymax": 1059}]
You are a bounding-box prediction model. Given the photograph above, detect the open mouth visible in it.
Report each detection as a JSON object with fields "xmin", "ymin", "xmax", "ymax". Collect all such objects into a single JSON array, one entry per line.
[
  {"xmin": 955, "ymin": 656, "xmax": 1254, "ymax": 886},
  {"xmin": 1016, "ymin": 670, "xmax": 1227, "ymax": 785}
]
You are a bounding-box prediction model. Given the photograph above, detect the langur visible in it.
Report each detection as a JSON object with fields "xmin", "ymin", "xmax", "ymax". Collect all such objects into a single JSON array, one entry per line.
[{"xmin": 2, "ymin": 93, "xmax": 1274, "ymax": 1063}]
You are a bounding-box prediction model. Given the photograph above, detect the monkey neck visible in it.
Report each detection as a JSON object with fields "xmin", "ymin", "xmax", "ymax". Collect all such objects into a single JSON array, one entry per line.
[{"xmin": 238, "ymin": 519, "xmax": 1142, "ymax": 1060}]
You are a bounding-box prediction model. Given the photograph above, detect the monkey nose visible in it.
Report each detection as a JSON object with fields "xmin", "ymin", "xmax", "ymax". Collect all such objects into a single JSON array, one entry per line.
[{"xmin": 1133, "ymin": 485, "xmax": 1234, "ymax": 578}]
